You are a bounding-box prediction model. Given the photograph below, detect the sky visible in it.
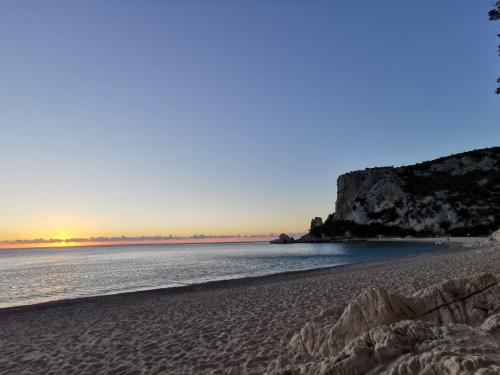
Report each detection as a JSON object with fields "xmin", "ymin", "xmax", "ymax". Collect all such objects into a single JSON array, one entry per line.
[{"xmin": 1, "ymin": 0, "xmax": 499, "ymax": 243}]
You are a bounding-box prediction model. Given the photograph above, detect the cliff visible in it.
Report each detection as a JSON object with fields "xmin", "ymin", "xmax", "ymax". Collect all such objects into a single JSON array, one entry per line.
[{"xmin": 307, "ymin": 147, "xmax": 500, "ymax": 239}]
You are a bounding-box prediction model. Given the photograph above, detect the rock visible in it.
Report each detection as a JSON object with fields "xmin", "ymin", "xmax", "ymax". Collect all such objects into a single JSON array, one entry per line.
[
  {"xmin": 409, "ymin": 273, "xmax": 499, "ymax": 325},
  {"xmin": 270, "ymin": 274, "xmax": 500, "ymax": 375},
  {"xmin": 298, "ymin": 232, "xmax": 333, "ymax": 243},
  {"xmin": 492, "ymin": 229, "xmax": 500, "ymax": 241},
  {"xmin": 270, "ymin": 233, "xmax": 295, "ymax": 244},
  {"xmin": 276, "ymin": 318, "xmax": 500, "ymax": 375},
  {"xmin": 481, "ymin": 313, "xmax": 500, "ymax": 332},
  {"xmin": 310, "ymin": 217, "xmax": 323, "ymax": 230},
  {"xmin": 289, "ymin": 322, "xmax": 328, "ymax": 358},
  {"xmin": 314, "ymin": 305, "xmax": 346, "ymax": 321},
  {"xmin": 290, "ymin": 286, "xmax": 416, "ymax": 357},
  {"xmin": 320, "ymin": 233, "xmax": 331, "ymax": 242},
  {"xmin": 290, "ymin": 274, "xmax": 499, "ymax": 358}
]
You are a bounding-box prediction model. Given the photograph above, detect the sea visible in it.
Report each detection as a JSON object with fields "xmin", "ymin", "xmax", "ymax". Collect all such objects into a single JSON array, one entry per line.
[{"xmin": 0, "ymin": 241, "xmax": 444, "ymax": 309}]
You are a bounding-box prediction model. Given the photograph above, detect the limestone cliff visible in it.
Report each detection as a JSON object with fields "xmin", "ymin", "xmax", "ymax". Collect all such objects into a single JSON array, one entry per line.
[{"xmin": 312, "ymin": 147, "xmax": 500, "ymax": 237}]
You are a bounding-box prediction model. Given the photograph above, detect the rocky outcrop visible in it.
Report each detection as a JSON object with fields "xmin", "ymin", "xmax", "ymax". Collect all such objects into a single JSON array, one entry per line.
[
  {"xmin": 310, "ymin": 147, "xmax": 500, "ymax": 238},
  {"xmin": 310, "ymin": 217, "xmax": 323, "ymax": 230},
  {"xmin": 268, "ymin": 274, "xmax": 500, "ymax": 375},
  {"xmin": 271, "ymin": 318, "xmax": 500, "ymax": 375},
  {"xmin": 270, "ymin": 233, "xmax": 295, "ymax": 244},
  {"xmin": 493, "ymin": 229, "xmax": 500, "ymax": 241}
]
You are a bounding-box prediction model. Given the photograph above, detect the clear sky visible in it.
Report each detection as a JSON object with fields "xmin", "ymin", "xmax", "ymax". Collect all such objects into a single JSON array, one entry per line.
[{"xmin": 1, "ymin": 0, "xmax": 499, "ymax": 242}]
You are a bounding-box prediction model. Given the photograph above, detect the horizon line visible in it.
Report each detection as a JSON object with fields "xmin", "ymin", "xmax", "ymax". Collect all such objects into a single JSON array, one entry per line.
[{"xmin": 0, "ymin": 232, "xmax": 306, "ymax": 247}]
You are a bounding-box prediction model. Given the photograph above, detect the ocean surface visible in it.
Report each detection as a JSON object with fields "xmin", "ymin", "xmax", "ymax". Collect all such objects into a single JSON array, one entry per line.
[{"xmin": 0, "ymin": 241, "xmax": 444, "ymax": 308}]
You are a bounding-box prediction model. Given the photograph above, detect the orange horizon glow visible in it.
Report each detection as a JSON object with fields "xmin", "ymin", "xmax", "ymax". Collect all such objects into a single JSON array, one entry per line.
[
  {"xmin": 0, "ymin": 224, "xmax": 307, "ymax": 250},
  {"xmin": 0, "ymin": 210, "xmax": 311, "ymax": 243},
  {"xmin": 0, "ymin": 236, "xmax": 278, "ymax": 250}
]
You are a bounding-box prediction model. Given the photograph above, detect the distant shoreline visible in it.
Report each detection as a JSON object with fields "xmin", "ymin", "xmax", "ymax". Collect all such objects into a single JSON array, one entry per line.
[{"xmin": 272, "ymin": 234, "xmax": 491, "ymax": 244}]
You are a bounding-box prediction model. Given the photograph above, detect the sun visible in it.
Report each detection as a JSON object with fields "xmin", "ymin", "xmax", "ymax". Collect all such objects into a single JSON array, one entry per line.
[{"xmin": 54, "ymin": 231, "xmax": 73, "ymax": 241}]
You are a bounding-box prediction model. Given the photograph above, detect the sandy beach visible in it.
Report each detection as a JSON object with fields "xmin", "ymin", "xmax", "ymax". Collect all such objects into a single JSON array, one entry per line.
[{"xmin": 1, "ymin": 238, "xmax": 499, "ymax": 374}]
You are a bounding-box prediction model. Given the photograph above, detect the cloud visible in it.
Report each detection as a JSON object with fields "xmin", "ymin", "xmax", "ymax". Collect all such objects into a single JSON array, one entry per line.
[{"xmin": 0, "ymin": 232, "xmax": 305, "ymax": 246}]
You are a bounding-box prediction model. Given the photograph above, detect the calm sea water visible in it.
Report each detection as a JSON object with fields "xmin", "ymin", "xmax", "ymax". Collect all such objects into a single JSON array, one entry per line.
[{"xmin": 0, "ymin": 241, "xmax": 443, "ymax": 308}]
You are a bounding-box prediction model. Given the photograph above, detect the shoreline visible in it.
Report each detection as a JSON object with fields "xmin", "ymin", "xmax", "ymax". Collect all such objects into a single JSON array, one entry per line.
[{"xmin": 0, "ymin": 238, "xmax": 463, "ymax": 314}]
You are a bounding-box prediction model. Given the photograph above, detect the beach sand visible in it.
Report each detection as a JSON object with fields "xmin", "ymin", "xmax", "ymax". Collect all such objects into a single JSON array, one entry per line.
[{"xmin": 0, "ymin": 238, "xmax": 499, "ymax": 374}]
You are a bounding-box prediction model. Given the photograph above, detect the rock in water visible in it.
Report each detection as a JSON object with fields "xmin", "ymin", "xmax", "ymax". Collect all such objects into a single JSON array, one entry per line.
[
  {"xmin": 268, "ymin": 274, "xmax": 500, "ymax": 375},
  {"xmin": 270, "ymin": 233, "xmax": 295, "ymax": 244}
]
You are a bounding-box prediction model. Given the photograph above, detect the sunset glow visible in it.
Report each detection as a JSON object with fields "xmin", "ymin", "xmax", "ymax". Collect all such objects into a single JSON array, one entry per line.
[
  {"xmin": 0, "ymin": 236, "xmax": 277, "ymax": 250},
  {"xmin": 54, "ymin": 231, "xmax": 73, "ymax": 241}
]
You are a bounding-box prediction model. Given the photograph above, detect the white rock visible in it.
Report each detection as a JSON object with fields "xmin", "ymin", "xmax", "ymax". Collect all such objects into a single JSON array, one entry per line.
[{"xmin": 270, "ymin": 274, "xmax": 500, "ymax": 375}]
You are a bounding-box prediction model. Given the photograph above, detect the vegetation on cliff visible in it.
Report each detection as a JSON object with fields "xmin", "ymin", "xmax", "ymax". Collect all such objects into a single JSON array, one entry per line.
[{"xmin": 305, "ymin": 147, "xmax": 500, "ymax": 240}]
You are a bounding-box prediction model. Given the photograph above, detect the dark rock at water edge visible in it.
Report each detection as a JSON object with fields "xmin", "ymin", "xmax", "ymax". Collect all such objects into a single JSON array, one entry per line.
[{"xmin": 270, "ymin": 233, "xmax": 295, "ymax": 244}]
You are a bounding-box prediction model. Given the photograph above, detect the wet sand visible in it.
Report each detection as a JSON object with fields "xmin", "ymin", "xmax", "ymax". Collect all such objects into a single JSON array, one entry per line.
[{"xmin": 1, "ymin": 238, "xmax": 499, "ymax": 374}]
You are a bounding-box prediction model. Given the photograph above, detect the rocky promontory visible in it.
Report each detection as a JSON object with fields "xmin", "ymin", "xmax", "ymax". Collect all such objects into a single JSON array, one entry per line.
[{"xmin": 273, "ymin": 147, "xmax": 500, "ymax": 243}]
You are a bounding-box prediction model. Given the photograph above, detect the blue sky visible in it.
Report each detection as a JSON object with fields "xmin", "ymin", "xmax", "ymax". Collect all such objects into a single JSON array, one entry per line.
[{"xmin": 1, "ymin": 0, "xmax": 499, "ymax": 240}]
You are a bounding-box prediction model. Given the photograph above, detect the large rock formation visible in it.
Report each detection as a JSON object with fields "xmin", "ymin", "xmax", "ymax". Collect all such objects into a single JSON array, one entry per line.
[
  {"xmin": 268, "ymin": 274, "xmax": 500, "ymax": 375},
  {"xmin": 309, "ymin": 147, "xmax": 500, "ymax": 238}
]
